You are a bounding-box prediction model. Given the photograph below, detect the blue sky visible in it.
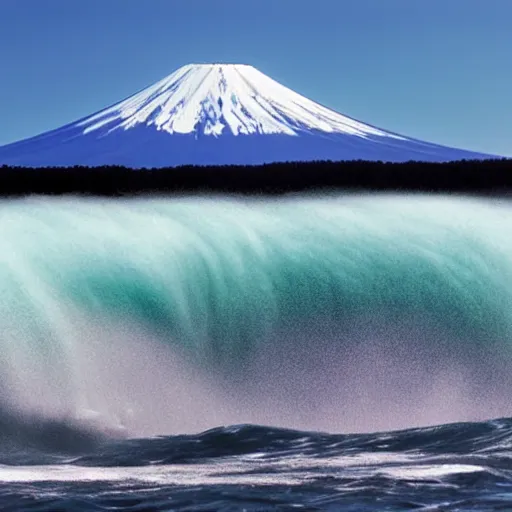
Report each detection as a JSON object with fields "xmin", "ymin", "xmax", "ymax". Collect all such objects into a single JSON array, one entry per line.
[{"xmin": 0, "ymin": 0, "xmax": 510, "ymax": 156}]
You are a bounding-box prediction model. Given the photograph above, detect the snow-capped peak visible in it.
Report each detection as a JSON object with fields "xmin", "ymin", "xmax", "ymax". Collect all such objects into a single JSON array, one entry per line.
[
  {"xmin": 78, "ymin": 63, "xmax": 404, "ymax": 140},
  {"xmin": 0, "ymin": 62, "xmax": 494, "ymax": 168}
]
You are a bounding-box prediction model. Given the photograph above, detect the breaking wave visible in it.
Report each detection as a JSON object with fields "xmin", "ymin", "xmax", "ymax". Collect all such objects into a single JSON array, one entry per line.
[{"xmin": 0, "ymin": 193, "xmax": 512, "ymax": 441}]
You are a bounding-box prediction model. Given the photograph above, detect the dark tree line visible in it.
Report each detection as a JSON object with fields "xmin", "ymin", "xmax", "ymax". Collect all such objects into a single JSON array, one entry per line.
[{"xmin": 0, "ymin": 159, "xmax": 511, "ymax": 197}]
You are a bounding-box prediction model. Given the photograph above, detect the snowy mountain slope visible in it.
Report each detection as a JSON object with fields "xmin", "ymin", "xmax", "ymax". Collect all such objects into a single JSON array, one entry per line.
[
  {"xmin": 77, "ymin": 64, "xmax": 406, "ymax": 139},
  {"xmin": 0, "ymin": 64, "xmax": 496, "ymax": 167}
]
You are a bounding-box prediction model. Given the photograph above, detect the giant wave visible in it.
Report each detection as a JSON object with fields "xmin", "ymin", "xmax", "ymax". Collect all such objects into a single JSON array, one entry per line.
[{"xmin": 0, "ymin": 194, "xmax": 512, "ymax": 441}]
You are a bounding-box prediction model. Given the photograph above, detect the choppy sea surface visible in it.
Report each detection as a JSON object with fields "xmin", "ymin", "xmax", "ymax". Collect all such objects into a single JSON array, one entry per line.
[
  {"xmin": 0, "ymin": 194, "xmax": 512, "ymax": 510},
  {"xmin": 2, "ymin": 419, "xmax": 512, "ymax": 511}
]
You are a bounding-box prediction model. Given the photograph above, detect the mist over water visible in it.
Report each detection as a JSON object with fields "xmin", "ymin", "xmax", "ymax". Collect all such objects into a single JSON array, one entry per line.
[{"xmin": 0, "ymin": 193, "xmax": 512, "ymax": 440}]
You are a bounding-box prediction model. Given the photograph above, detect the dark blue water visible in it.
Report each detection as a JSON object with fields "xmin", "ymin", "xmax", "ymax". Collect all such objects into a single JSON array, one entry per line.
[
  {"xmin": 1, "ymin": 420, "xmax": 512, "ymax": 511},
  {"xmin": 1, "ymin": 194, "xmax": 512, "ymax": 510}
]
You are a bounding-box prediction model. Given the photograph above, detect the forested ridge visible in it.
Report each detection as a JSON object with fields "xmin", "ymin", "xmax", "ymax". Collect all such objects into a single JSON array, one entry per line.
[{"xmin": 0, "ymin": 159, "xmax": 510, "ymax": 196}]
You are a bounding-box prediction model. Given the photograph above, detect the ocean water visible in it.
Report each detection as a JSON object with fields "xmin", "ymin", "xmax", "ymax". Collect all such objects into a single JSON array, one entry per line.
[{"xmin": 0, "ymin": 193, "xmax": 512, "ymax": 510}]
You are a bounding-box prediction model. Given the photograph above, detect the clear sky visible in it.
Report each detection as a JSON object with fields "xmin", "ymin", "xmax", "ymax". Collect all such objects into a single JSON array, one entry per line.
[{"xmin": 0, "ymin": 0, "xmax": 510, "ymax": 156}]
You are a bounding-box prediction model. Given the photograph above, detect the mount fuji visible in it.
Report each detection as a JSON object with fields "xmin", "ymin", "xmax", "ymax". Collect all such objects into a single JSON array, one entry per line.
[{"xmin": 0, "ymin": 64, "xmax": 495, "ymax": 168}]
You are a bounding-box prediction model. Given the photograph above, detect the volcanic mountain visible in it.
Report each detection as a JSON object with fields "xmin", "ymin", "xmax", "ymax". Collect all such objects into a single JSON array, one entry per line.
[{"xmin": 0, "ymin": 64, "xmax": 494, "ymax": 167}]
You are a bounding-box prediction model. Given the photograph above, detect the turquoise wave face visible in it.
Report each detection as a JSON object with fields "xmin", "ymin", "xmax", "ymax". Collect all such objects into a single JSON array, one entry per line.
[
  {"xmin": 7, "ymin": 196, "xmax": 509, "ymax": 350},
  {"xmin": 0, "ymin": 194, "xmax": 512, "ymax": 435},
  {"xmin": 0, "ymin": 194, "xmax": 510, "ymax": 359}
]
